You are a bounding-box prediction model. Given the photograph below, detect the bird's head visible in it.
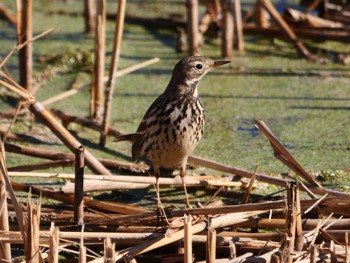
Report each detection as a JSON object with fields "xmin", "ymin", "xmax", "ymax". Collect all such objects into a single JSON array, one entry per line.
[{"xmin": 167, "ymin": 56, "xmax": 230, "ymax": 96}]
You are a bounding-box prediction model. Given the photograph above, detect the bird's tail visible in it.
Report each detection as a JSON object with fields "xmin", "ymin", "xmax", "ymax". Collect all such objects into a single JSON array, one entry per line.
[{"xmin": 114, "ymin": 133, "xmax": 142, "ymax": 142}]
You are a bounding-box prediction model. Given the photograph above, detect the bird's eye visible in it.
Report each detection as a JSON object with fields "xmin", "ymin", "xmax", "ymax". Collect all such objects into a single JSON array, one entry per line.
[{"xmin": 195, "ymin": 64, "xmax": 203, "ymax": 70}]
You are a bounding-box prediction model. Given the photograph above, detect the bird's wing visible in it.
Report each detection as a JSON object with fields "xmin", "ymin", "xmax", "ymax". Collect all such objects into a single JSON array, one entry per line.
[
  {"xmin": 115, "ymin": 93, "xmax": 167, "ymax": 162},
  {"xmin": 131, "ymin": 94, "xmax": 167, "ymax": 161}
]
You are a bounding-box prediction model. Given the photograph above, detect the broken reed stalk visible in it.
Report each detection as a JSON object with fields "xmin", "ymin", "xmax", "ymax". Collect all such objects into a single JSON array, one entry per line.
[
  {"xmin": 79, "ymin": 231, "xmax": 87, "ymax": 263},
  {"xmin": 90, "ymin": 0, "xmax": 106, "ymax": 121},
  {"xmin": 84, "ymin": 0, "xmax": 96, "ymax": 35},
  {"xmin": 206, "ymin": 219, "xmax": 216, "ymax": 263},
  {"xmin": 186, "ymin": 0, "xmax": 199, "ymax": 55},
  {"xmin": 0, "ymin": 140, "xmax": 27, "ymax": 241},
  {"xmin": 74, "ymin": 145, "xmax": 85, "ymax": 225},
  {"xmin": 257, "ymin": 0, "xmax": 311, "ymax": 59},
  {"xmin": 0, "ymin": 143, "xmax": 11, "ymax": 261},
  {"xmin": 25, "ymin": 193, "xmax": 42, "ymax": 263},
  {"xmin": 294, "ymin": 183, "xmax": 303, "ymax": 251},
  {"xmin": 104, "ymin": 237, "xmax": 115, "ymax": 263},
  {"xmin": 233, "ymin": 0, "xmax": 244, "ymax": 51},
  {"xmin": 221, "ymin": 0, "xmax": 234, "ymax": 59},
  {"xmin": 254, "ymin": 119, "xmax": 321, "ymax": 188},
  {"xmin": 285, "ymin": 182, "xmax": 297, "ymax": 263},
  {"xmin": 99, "ymin": 0, "xmax": 126, "ymax": 146},
  {"xmin": 184, "ymin": 214, "xmax": 192, "ymax": 263},
  {"xmin": 241, "ymin": 165, "xmax": 258, "ymax": 204},
  {"xmin": 48, "ymin": 223, "xmax": 59, "ymax": 263},
  {"xmin": 16, "ymin": 0, "xmax": 33, "ymax": 92}
]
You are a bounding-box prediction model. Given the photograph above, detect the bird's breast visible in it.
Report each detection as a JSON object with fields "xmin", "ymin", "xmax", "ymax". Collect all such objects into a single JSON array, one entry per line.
[{"xmin": 142, "ymin": 97, "xmax": 205, "ymax": 168}]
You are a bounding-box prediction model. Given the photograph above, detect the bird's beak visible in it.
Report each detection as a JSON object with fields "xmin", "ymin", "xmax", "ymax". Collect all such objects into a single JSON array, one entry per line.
[{"xmin": 212, "ymin": 60, "xmax": 230, "ymax": 68}]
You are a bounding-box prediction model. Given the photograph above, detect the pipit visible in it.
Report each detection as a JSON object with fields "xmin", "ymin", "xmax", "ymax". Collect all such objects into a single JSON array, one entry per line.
[{"xmin": 116, "ymin": 56, "xmax": 229, "ymax": 208}]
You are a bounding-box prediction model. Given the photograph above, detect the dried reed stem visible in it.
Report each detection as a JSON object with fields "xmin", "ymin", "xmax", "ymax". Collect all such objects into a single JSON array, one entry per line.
[
  {"xmin": 295, "ymin": 183, "xmax": 303, "ymax": 251},
  {"xmin": 8, "ymin": 159, "xmax": 73, "ymax": 172},
  {"xmin": 74, "ymin": 145, "xmax": 85, "ymax": 225},
  {"xmin": 221, "ymin": 0, "xmax": 234, "ymax": 59},
  {"xmin": 285, "ymin": 182, "xmax": 297, "ymax": 263},
  {"xmin": 16, "ymin": 0, "xmax": 33, "ymax": 92},
  {"xmin": 0, "ymin": 142, "xmax": 11, "ymax": 261},
  {"xmin": 25, "ymin": 193, "xmax": 41, "ymax": 263},
  {"xmin": 186, "ymin": 0, "xmax": 199, "ymax": 55},
  {"xmin": 84, "ymin": 0, "xmax": 96, "ymax": 35},
  {"xmin": 184, "ymin": 214, "xmax": 192, "ymax": 263},
  {"xmin": 0, "ymin": 140, "xmax": 26, "ymax": 239},
  {"xmin": 90, "ymin": 0, "xmax": 106, "ymax": 121},
  {"xmin": 48, "ymin": 223, "xmax": 59, "ymax": 263},
  {"xmin": 233, "ymin": 0, "xmax": 244, "ymax": 51},
  {"xmin": 104, "ymin": 237, "xmax": 115, "ymax": 263},
  {"xmin": 99, "ymin": 0, "xmax": 126, "ymax": 146},
  {"xmin": 206, "ymin": 222, "xmax": 216, "ymax": 262},
  {"xmin": 254, "ymin": 119, "xmax": 320, "ymax": 188}
]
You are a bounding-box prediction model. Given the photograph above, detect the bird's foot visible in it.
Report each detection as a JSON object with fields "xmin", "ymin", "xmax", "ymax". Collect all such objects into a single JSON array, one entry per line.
[{"xmin": 155, "ymin": 201, "xmax": 170, "ymax": 230}]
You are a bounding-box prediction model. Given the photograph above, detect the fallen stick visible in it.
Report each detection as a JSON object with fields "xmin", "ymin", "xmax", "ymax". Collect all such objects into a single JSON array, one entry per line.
[
  {"xmin": 1, "ymin": 76, "xmax": 112, "ymax": 175},
  {"xmin": 188, "ymin": 155, "xmax": 350, "ymax": 198},
  {"xmin": 8, "ymin": 172, "xmax": 241, "ymax": 187},
  {"xmin": 30, "ymin": 102, "xmax": 112, "ymax": 175},
  {"xmin": 11, "ymin": 181, "xmax": 149, "ymax": 215},
  {"xmin": 5, "ymin": 142, "xmax": 148, "ymax": 172},
  {"xmin": 8, "ymin": 159, "xmax": 73, "ymax": 172},
  {"xmin": 61, "ymin": 178, "xmax": 242, "ymax": 193}
]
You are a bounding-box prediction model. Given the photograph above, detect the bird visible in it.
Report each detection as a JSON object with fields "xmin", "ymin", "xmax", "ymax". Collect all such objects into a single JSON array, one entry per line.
[{"xmin": 115, "ymin": 56, "xmax": 229, "ymax": 208}]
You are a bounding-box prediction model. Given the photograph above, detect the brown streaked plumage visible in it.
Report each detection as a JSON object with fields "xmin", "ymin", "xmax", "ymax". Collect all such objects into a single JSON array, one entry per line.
[{"xmin": 116, "ymin": 56, "xmax": 230, "ymax": 208}]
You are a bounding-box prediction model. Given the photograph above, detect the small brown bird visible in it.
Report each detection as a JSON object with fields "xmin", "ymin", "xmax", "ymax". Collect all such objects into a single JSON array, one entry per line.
[{"xmin": 116, "ymin": 56, "xmax": 229, "ymax": 208}]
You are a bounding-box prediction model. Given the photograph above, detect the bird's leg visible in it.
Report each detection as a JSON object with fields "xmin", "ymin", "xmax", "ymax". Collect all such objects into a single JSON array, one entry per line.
[
  {"xmin": 153, "ymin": 166, "xmax": 169, "ymax": 227},
  {"xmin": 180, "ymin": 165, "xmax": 191, "ymax": 208},
  {"xmin": 155, "ymin": 173, "xmax": 161, "ymax": 208}
]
